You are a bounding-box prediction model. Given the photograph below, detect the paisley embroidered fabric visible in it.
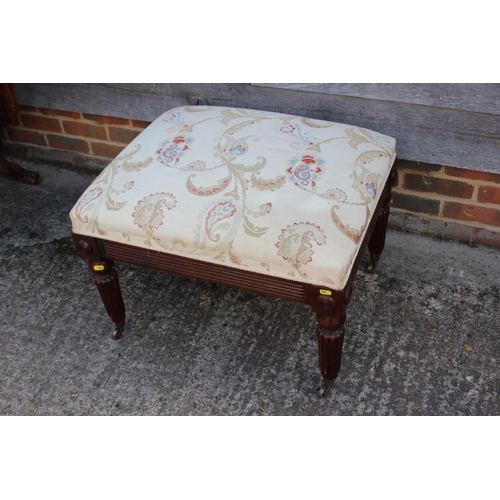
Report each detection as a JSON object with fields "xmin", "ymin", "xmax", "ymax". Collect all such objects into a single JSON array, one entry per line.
[{"xmin": 70, "ymin": 106, "xmax": 396, "ymax": 290}]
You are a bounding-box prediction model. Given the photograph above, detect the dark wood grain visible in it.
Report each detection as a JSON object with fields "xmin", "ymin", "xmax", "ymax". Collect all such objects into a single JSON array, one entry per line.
[
  {"xmin": 89, "ymin": 259, "xmax": 125, "ymax": 339},
  {"xmin": 99, "ymin": 239, "xmax": 305, "ymax": 302},
  {"xmin": 309, "ymin": 286, "xmax": 349, "ymax": 394},
  {"xmin": 368, "ymin": 167, "xmax": 397, "ymax": 265}
]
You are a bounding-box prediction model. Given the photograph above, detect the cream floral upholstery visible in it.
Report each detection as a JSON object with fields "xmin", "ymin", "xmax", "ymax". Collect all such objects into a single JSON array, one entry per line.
[{"xmin": 70, "ymin": 106, "xmax": 396, "ymax": 290}]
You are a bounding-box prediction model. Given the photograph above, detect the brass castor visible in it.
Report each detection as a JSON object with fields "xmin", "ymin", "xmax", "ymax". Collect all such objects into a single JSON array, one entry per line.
[
  {"xmin": 367, "ymin": 253, "xmax": 380, "ymax": 273},
  {"xmin": 318, "ymin": 379, "xmax": 334, "ymax": 398},
  {"xmin": 112, "ymin": 323, "xmax": 125, "ymax": 340}
]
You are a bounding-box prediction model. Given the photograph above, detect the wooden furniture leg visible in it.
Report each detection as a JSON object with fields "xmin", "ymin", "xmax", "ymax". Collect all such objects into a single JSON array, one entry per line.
[
  {"xmin": 73, "ymin": 235, "xmax": 125, "ymax": 339},
  {"xmin": 0, "ymin": 84, "xmax": 41, "ymax": 185},
  {"xmin": 89, "ymin": 259, "xmax": 126, "ymax": 339},
  {"xmin": 367, "ymin": 168, "xmax": 397, "ymax": 271},
  {"xmin": 0, "ymin": 143, "xmax": 42, "ymax": 185},
  {"xmin": 317, "ymin": 318, "xmax": 345, "ymax": 397},
  {"xmin": 309, "ymin": 286, "xmax": 350, "ymax": 397}
]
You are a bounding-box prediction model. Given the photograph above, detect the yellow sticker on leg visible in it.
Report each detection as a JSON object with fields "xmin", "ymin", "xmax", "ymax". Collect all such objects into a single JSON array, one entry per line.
[
  {"xmin": 93, "ymin": 264, "xmax": 105, "ymax": 271},
  {"xmin": 319, "ymin": 289, "xmax": 332, "ymax": 296}
]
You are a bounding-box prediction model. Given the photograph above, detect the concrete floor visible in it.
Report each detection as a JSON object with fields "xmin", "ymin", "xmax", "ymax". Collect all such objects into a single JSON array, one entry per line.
[{"xmin": 1, "ymin": 160, "xmax": 499, "ymax": 415}]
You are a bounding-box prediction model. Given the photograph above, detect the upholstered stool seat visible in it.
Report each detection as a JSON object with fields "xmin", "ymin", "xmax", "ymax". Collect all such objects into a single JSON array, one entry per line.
[{"xmin": 70, "ymin": 106, "xmax": 397, "ymax": 396}]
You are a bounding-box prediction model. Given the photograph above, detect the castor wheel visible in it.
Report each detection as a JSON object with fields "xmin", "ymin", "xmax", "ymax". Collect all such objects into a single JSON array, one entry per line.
[
  {"xmin": 367, "ymin": 253, "xmax": 380, "ymax": 273},
  {"xmin": 111, "ymin": 323, "xmax": 125, "ymax": 340},
  {"xmin": 318, "ymin": 380, "xmax": 334, "ymax": 398}
]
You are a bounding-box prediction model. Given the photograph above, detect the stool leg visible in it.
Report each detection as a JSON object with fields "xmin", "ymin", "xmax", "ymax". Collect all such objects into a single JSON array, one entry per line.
[
  {"xmin": 310, "ymin": 288, "xmax": 350, "ymax": 397},
  {"xmin": 367, "ymin": 203, "xmax": 390, "ymax": 271},
  {"xmin": 317, "ymin": 313, "xmax": 345, "ymax": 397},
  {"xmin": 0, "ymin": 143, "xmax": 42, "ymax": 185},
  {"xmin": 89, "ymin": 260, "xmax": 126, "ymax": 339},
  {"xmin": 368, "ymin": 168, "xmax": 397, "ymax": 271}
]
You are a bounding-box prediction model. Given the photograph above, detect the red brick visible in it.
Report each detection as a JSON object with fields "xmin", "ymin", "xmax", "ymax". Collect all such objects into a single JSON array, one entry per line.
[
  {"xmin": 38, "ymin": 107, "xmax": 82, "ymax": 119},
  {"xmin": 403, "ymin": 173, "xmax": 473, "ymax": 199},
  {"xmin": 108, "ymin": 127, "xmax": 140, "ymax": 144},
  {"xmin": 20, "ymin": 113, "xmax": 62, "ymax": 133},
  {"xmin": 444, "ymin": 166, "xmax": 500, "ymax": 184},
  {"xmin": 391, "ymin": 192, "xmax": 440, "ymax": 215},
  {"xmin": 7, "ymin": 128, "xmax": 47, "ymax": 146},
  {"xmin": 47, "ymin": 134, "xmax": 90, "ymax": 154},
  {"xmin": 443, "ymin": 202, "xmax": 500, "ymax": 228},
  {"xmin": 91, "ymin": 142, "xmax": 124, "ymax": 159},
  {"xmin": 131, "ymin": 119, "xmax": 151, "ymax": 129},
  {"xmin": 478, "ymin": 186, "xmax": 500, "ymax": 205},
  {"xmin": 83, "ymin": 113, "xmax": 130, "ymax": 126},
  {"xmin": 63, "ymin": 121, "xmax": 107, "ymax": 140}
]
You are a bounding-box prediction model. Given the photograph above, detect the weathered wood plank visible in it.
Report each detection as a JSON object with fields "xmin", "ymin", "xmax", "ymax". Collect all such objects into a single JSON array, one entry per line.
[
  {"xmin": 13, "ymin": 83, "xmax": 500, "ymax": 173},
  {"xmin": 251, "ymin": 83, "xmax": 500, "ymax": 115}
]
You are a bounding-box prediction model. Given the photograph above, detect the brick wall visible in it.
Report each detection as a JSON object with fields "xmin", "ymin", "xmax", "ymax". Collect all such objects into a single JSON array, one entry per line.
[
  {"xmin": 2, "ymin": 105, "xmax": 151, "ymax": 168},
  {"xmin": 390, "ymin": 160, "xmax": 500, "ymax": 248},
  {"xmin": 2, "ymin": 106, "xmax": 500, "ymax": 248}
]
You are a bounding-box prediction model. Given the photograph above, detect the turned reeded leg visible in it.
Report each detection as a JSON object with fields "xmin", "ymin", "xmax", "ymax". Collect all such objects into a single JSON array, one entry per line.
[
  {"xmin": 310, "ymin": 287, "xmax": 350, "ymax": 397},
  {"xmin": 317, "ymin": 315, "xmax": 345, "ymax": 397},
  {"xmin": 89, "ymin": 259, "xmax": 126, "ymax": 339},
  {"xmin": 367, "ymin": 167, "xmax": 397, "ymax": 271}
]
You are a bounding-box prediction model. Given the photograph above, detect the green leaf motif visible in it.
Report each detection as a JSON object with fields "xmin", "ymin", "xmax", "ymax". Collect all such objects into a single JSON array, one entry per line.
[
  {"xmin": 346, "ymin": 128, "xmax": 370, "ymax": 150},
  {"xmin": 106, "ymin": 194, "xmax": 128, "ymax": 211},
  {"xmin": 250, "ymin": 172, "xmax": 286, "ymax": 191},
  {"xmin": 243, "ymin": 215, "xmax": 269, "ymax": 238},
  {"xmin": 231, "ymin": 156, "xmax": 267, "ymax": 173},
  {"xmin": 220, "ymin": 109, "xmax": 245, "ymax": 125}
]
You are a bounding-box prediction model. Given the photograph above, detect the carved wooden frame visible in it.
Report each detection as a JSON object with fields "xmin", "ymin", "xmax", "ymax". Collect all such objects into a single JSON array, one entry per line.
[{"xmin": 72, "ymin": 165, "xmax": 397, "ymax": 396}]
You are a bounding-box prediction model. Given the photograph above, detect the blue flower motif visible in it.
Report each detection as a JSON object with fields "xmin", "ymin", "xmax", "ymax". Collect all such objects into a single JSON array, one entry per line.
[
  {"xmin": 229, "ymin": 145, "xmax": 245, "ymax": 155},
  {"xmin": 365, "ymin": 183, "xmax": 376, "ymax": 196}
]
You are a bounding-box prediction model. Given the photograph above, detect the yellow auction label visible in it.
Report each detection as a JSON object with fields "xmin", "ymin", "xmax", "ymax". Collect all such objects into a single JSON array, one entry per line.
[
  {"xmin": 319, "ymin": 289, "xmax": 332, "ymax": 296},
  {"xmin": 93, "ymin": 265, "xmax": 105, "ymax": 271}
]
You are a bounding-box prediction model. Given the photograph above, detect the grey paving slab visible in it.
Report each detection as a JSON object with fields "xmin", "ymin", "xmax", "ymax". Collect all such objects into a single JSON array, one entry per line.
[{"xmin": 0, "ymin": 160, "xmax": 499, "ymax": 415}]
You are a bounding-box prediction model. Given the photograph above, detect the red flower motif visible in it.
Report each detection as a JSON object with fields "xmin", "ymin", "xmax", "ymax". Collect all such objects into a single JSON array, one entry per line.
[
  {"xmin": 301, "ymin": 155, "xmax": 316, "ymax": 165},
  {"xmin": 172, "ymin": 136, "xmax": 186, "ymax": 144},
  {"xmin": 280, "ymin": 125, "xmax": 296, "ymax": 134}
]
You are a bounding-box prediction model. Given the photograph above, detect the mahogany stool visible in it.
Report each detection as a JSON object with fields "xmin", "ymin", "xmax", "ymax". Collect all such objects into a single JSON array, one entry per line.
[{"xmin": 70, "ymin": 106, "xmax": 397, "ymax": 396}]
